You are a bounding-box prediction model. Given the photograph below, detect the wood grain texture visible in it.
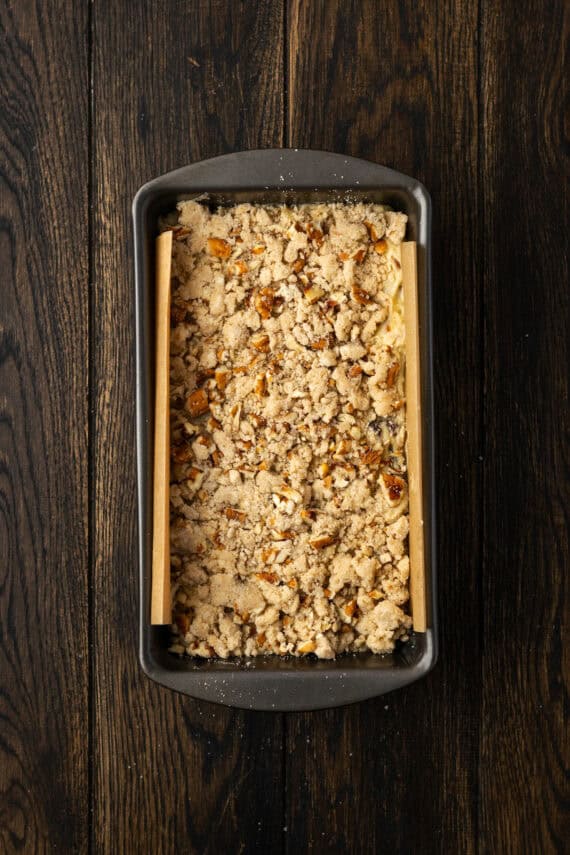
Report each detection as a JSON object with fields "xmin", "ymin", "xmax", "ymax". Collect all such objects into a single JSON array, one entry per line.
[
  {"xmin": 0, "ymin": 1, "xmax": 89, "ymax": 852},
  {"xmin": 0, "ymin": 1, "xmax": 567, "ymax": 852},
  {"xmin": 151, "ymin": 231, "xmax": 173, "ymax": 625},
  {"xmin": 287, "ymin": 1, "xmax": 482, "ymax": 851},
  {"xmin": 401, "ymin": 241, "xmax": 426, "ymax": 631},
  {"xmin": 479, "ymin": 2, "xmax": 569, "ymax": 852},
  {"xmin": 91, "ymin": 1, "xmax": 285, "ymax": 852}
]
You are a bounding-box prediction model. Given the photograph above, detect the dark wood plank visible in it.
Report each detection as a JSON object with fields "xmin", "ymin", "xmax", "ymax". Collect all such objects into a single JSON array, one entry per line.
[
  {"xmin": 0, "ymin": 1, "xmax": 89, "ymax": 852},
  {"xmin": 91, "ymin": 2, "xmax": 285, "ymax": 852},
  {"xmin": 480, "ymin": 2, "xmax": 569, "ymax": 852},
  {"xmin": 286, "ymin": 1, "xmax": 482, "ymax": 852}
]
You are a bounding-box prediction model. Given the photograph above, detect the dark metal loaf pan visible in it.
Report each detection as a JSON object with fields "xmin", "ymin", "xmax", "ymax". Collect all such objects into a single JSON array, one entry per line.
[{"xmin": 133, "ymin": 149, "xmax": 437, "ymax": 711}]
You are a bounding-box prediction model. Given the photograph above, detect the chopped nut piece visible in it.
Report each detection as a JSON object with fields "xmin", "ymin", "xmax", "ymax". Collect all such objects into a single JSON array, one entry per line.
[
  {"xmin": 334, "ymin": 439, "xmax": 351, "ymax": 457},
  {"xmin": 344, "ymin": 600, "xmax": 357, "ymax": 617},
  {"xmin": 307, "ymin": 225, "xmax": 324, "ymax": 246},
  {"xmin": 215, "ymin": 369, "xmax": 229, "ymax": 391},
  {"xmin": 171, "ymin": 444, "xmax": 193, "ymax": 463},
  {"xmin": 234, "ymin": 260, "xmax": 248, "ymax": 275},
  {"xmin": 374, "ymin": 238, "xmax": 388, "ymax": 255},
  {"xmin": 224, "ymin": 507, "xmax": 247, "ymax": 522},
  {"xmin": 196, "ymin": 368, "xmax": 215, "ymax": 386},
  {"xmin": 254, "ymin": 373, "xmax": 267, "ymax": 396},
  {"xmin": 353, "ymin": 248, "xmax": 367, "ymax": 264},
  {"xmin": 251, "ymin": 333, "xmax": 270, "ymax": 353},
  {"xmin": 361, "ymin": 448, "xmax": 383, "ymax": 466},
  {"xmin": 270, "ymin": 530, "xmax": 296, "ymax": 541},
  {"xmin": 256, "ymin": 571, "xmax": 279, "ymax": 583},
  {"xmin": 254, "ymin": 287, "xmax": 275, "ymax": 319},
  {"xmin": 386, "ymin": 362, "xmax": 400, "ymax": 388},
  {"xmin": 298, "ymin": 641, "xmax": 316, "ymax": 654},
  {"xmin": 208, "ymin": 416, "xmax": 222, "ymax": 431},
  {"xmin": 364, "ymin": 221, "xmax": 378, "ymax": 242},
  {"xmin": 251, "ymin": 245, "xmax": 265, "ymax": 255},
  {"xmin": 250, "ymin": 413, "xmax": 267, "ymax": 428},
  {"xmin": 352, "ymin": 284, "xmax": 374, "ymax": 305},
  {"xmin": 187, "ymin": 466, "xmax": 203, "ymax": 483},
  {"xmin": 310, "ymin": 337, "xmax": 328, "ymax": 350},
  {"xmin": 277, "ymin": 485, "xmax": 303, "ymax": 503},
  {"xmin": 303, "ymin": 284, "xmax": 325, "ymax": 304},
  {"xmin": 382, "ymin": 472, "xmax": 406, "ymax": 501},
  {"xmin": 186, "ymin": 389, "xmax": 209, "ymax": 417},
  {"xmin": 309, "ymin": 535, "xmax": 338, "ymax": 550},
  {"xmin": 348, "ymin": 364, "xmax": 363, "ymax": 377},
  {"xmin": 292, "ymin": 253, "xmax": 306, "ymax": 273},
  {"xmin": 207, "ymin": 237, "xmax": 232, "ymax": 259},
  {"xmin": 300, "ymin": 508, "xmax": 317, "ymax": 522}
]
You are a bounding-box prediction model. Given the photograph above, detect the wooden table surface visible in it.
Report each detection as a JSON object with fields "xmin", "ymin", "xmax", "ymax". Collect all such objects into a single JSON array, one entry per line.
[{"xmin": 1, "ymin": 1, "xmax": 568, "ymax": 852}]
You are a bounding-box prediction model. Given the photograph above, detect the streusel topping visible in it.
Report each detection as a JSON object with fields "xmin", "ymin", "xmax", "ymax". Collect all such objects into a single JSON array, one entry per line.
[{"xmin": 164, "ymin": 201, "xmax": 411, "ymax": 659}]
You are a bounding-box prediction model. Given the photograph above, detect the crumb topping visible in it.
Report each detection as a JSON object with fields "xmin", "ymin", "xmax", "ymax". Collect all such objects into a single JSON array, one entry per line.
[{"xmin": 163, "ymin": 201, "xmax": 411, "ymax": 659}]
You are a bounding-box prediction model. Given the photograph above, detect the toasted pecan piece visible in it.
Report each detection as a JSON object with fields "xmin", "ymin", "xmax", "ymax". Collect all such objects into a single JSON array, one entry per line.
[
  {"xmin": 224, "ymin": 507, "xmax": 246, "ymax": 522},
  {"xmin": 351, "ymin": 283, "xmax": 374, "ymax": 305},
  {"xmin": 298, "ymin": 641, "xmax": 316, "ymax": 654},
  {"xmin": 382, "ymin": 472, "xmax": 406, "ymax": 501},
  {"xmin": 309, "ymin": 535, "xmax": 338, "ymax": 550},
  {"xmin": 292, "ymin": 253, "xmax": 306, "ymax": 273},
  {"xmin": 251, "ymin": 333, "xmax": 270, "ymax": 353},
  {"xmin": 303, "ymin": 284, "xmax": 325, "ymax": 304},
  {"xmin": 256, "ymin": 571, "xmax": 279, "ymax": 583},
  {"xmin": 171, "ymin": 444, "xmax": 193, "ymax": 463},
  {"xmin": 254, "ymin": 373, "xmax": 267, "ymax": 396},
  {"xmin": 361, "ymin": 448, "xmax": 383, "ymax": 466},
  {"xmin": 254, "ymin": 287, "xmax": 275, "ymax": 319},
  {"xmin": 344, "ymin": 600, "xmax": 357, "ymax": 618},
  {"xmin": 207, "ymin": 237, "xmax": 232, "ymax": 259},
  {"xmin": 307, "ymin": 225, "xmax": 324, "ymax": 247},
  {"xmin": 364, "ymin": 221, "xmax": 378, "ymax": 241},
  {"xmin": 270, "ymin": 529, "xmax": 296, "ymax": 541},
  {"xmin": 215, "ymin": 369, "xmax": 230, "ymax": 391},
  {"xmin": 386, "ymin": 362, "xmax": 400, "ymax": 388},
  {"xmin": 186, "ymin": 388, "xmax": 209, "ymax": 417}
]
